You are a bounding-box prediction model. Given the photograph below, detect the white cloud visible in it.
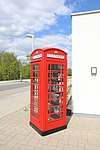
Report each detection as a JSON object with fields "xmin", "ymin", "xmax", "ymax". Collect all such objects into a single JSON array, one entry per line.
[
  {"xmin": 0, "ymin": 0, "xmax": 73, "ymax": 67},
  {"xmin": 1, "ymin": 33, "xmax": 72, "ymax": 67},
  {"xmin": 55, "ymin": 5, "xmax": 72, "ymax": 15},
  {"xmin": 35, "ymin": 34, "xmax": 71, "ymax": 50},
  {"xmin": 0, "ymin": 0, "xmax": 73, "ymax": 36},
  {"xmin": 35, "ymin": 34, "xmax": 72, "ymax": 68}
]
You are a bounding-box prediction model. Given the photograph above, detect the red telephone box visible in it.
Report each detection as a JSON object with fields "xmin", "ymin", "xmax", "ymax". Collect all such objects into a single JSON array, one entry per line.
[{"xmin": 30, "ymin": 47, "xmax": 67, "ymax": 136}]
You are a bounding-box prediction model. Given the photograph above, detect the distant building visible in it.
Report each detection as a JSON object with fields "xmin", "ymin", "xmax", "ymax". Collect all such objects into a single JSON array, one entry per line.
[{"xmin": 72, "ymin": 10, "xmax": 100, "ymax": 115}]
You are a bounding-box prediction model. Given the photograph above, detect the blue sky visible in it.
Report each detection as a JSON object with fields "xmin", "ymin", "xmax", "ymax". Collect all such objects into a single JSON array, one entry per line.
[{"xmin": 0, "ymin": 0, "xmax": 100, "ymax": 68}]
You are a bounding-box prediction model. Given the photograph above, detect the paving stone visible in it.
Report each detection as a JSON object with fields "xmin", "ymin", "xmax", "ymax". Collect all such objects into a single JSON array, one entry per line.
[
  {"xmin": 0, "ymin": 145, "xmax": 11, "ymax": 150},
  {"xmin": 6, "ymin": 139, "xmax": 17, "ymax": 149},
  {"xmin": 62, "ymin": 135, "xmax": 69, "ymax": 141},
  {"xmin": 17, "ymin": 139, "xmax": 28, "ymax": 145},
  {"xmin": 35, "ymin": 142, "xmax": 44, "ymax": 148},
  {"xmin": 27, "ymin": 138, "xmax": 40, "ymax": 147},
  {"xmin": 58, "ymin": 139, "xmax": 68, "ymax": 145},
  {"xmin": 12, "ymin": 144, "xmax": 23, "ymax": 150},
  {"xmin": 78, "ymin": 143, "xmax": 85, "ymax": 150},
  {"xmin": 0, "ymin": 140, "xmax": 8, "ymax": 145},
  {"xmin": 19, "ymin": 145, "xmax": 34, "ymax": 150},
  {"xmin": 81, "ymin": 135, "xmax": 88, "ymax": 141},
  {"xmin": 48, "ymin": 139, "xmax": 59, "ymax": 146},
  {"xmin": 0, "ymin": 130, "xmax": 5, "ymax": 134},
  {"xmin": 50, "ymin": 132, "xmax": 63, "ymax": 140},
  {"xmin": 56, "ymin": 148, "xmax": 63, "ymax": 150},
  {"xmin": 88, "ymin": 137, "xmax": 98, "ymax": 146},
  {"xmin": 78, "ymin": 139, "xmax": 87, "ymax": 144},
  {"xmin": 85, "ymin": 145, "xmax": 100, "ymax": 150},
  {"xmin": 5, "ymin": 133, "xmax": 16, "ymax": 142},
  {"xmin": 13, "ymin": 134, "xmax": 26, "ymax": 141},
  {"xmin": 68, "ymin": 137, "xmax": 78, "ymax": 146},
  {"xmin": 56, "ymin": 142, "xmax": 64, "ymax": 149},
  {"xmin": 63, "ymin": 145, "xmax": 77, "ymax": 150},
  {"xmin": 78, "ymin": 146, "xmax": 84, "ymax": 150},
  {"xmin": 41, "ymin": 145, "xmax": 56, "ymax": 150},
  {"xmin": 0, "ymin": 134, "xmax": 8, "ymax": 140},
  {"xmin": 39, "ymin": 139, "xmax": 50, "ymax": 145}
]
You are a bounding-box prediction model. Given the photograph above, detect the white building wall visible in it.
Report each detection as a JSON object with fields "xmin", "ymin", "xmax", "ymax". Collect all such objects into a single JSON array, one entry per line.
[{"xmin": 72, "ymin": 11, "xmax": 100, "ymax": 115}]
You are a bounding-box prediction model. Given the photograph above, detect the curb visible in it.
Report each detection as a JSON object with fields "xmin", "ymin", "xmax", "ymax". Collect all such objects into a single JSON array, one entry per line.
[{"xmin": 0, "ymin": 79, "xmax": 30, "ymax": 85}]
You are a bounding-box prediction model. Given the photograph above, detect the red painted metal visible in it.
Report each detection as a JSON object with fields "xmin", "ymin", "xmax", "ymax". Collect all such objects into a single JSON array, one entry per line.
[{"xmin": 30, "ymin": 47, "xmax": 67, "ymax": 134}]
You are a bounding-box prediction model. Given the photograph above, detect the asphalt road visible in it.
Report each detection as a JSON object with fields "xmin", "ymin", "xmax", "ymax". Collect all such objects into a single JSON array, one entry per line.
[
  {"xmin": 0, "ymin": 81, "xmax": 30, "ymax": 118},
  {"xmin": 0, "ymin": 81, "xmax": 30, "ymax": 92},
  {"xmin": 0, "ymin": 79, "xmax": 71, "ymax": 118}
]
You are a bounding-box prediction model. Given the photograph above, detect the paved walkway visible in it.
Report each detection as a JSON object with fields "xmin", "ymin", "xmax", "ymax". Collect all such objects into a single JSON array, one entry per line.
[{"xmin": 0, "ymin": 107, "xmax": 100, "ymax": 150}]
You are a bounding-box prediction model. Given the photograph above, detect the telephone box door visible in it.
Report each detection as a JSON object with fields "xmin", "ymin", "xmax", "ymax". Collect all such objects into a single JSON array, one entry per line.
[{"xmin": 46, "ymin": 61, "xmax": 67, "ymax": 130}]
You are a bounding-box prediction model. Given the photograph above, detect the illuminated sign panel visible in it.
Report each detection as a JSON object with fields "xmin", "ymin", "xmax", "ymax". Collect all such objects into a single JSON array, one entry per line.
[
  {"xmin": 47, "ymin": 54, "xmax": 64, "ymax": 59},
  {"xmin": 33, "ymin": 54, "xmax": 42, "ymax": 59}
]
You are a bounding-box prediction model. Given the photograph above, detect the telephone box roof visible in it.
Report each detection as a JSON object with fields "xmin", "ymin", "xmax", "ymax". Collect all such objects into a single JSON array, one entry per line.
[{"xmin": 32, "ymin": 47, "xmax": 67, "ymax": 55}]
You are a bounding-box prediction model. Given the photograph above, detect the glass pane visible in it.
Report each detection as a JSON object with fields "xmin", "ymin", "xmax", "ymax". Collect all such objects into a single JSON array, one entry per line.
[
  {"xmin": 48, "ymin": 78, "xmax": 51, "ymax": 83},
  {"xmin": 48, "ymin": 94, "xmax": 51, "ymax": 99},
  {"xmin": 33, "ymin": 92, "xmax": 38, "ymax": 99},
  {"xmin": 32, "ymin": 78, "xmax": 39, "ymax": 84},
  {"xmin": 48, "ymin": 64, "xmax": 50, "ymax": 70},
  {"xmin": 51, "ymin": 100, "xmax": 59, "ymax": 106},
  {"xmin": 60, "ymin": 87, "xmax": 63, "ymax": 92},
  {"xmin": 51, "ymin": 78, "xmax": 61, "ymax": 84},
  {"xmin": 33, "ymin": 85, "xmax": 38, "ymax": 90},
  {"xmin": 32, "ymin": 98, "xmax": 38, "ymax": 105},
  {"xmin": 51, "ymin": 85, "xmax": 59, "ymax": 92},
  {"xmin": 32, "ymin": 112, "xmax": 39, "ymax": 119},
  {"xmin": 33, "ymin": 105, "xmax": 38, "ymax": 113},
  {"xmin": 50, "ymin": 106, "xmax": 60, "ymax": 113},
  {"xmin": 49, "ymin": 114, "xmax": 60, "ymax": 120},
  {"xmin": 49, "ymin": 99, "xmax": 63, "ymax": 105},
  {"xmin": 51, "ymin": 72, "xmax": 60, "ymax": 78},
  {"xmin": 51, "ymin": 64, "xmax": 61, "ymax": 70},
  {"xmin": 48, "ymin": 73, "xmax": 50, "ymax": 78},
  {"xmin": 62, "ymin": 78, "xmax": 64, "ymax": 85},
  {"xmin": 62, "ymin": 64, "xmax": 64, "ymax": 71},
  {"xmin": 33, "ymin": 72, "xmax": 39, "ymax": 77},
  {"xmin": 48, "ymin": 85, "xmax": 51, "ymax": 92},
  {"xmin": 51, "ymin": 93, "xmax": 60, "ymax": 99},
  {"xmin": 33, "ymin": 64, "xmax": 39, "ymax": 70},
  {"xmin": 33, "ymin": 95, "xmax": 38, "ymax": 99}
]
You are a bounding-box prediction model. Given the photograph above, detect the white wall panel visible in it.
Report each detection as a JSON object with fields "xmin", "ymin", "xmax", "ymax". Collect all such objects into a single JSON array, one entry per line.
[{"xmin": 72, "ymin": 11, "xmax": 100, "ymax": 115}]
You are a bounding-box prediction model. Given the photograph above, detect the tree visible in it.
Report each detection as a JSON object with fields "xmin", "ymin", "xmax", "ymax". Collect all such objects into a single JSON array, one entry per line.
[
  {"xmin": 0, "ymin": 52, "xmax": 20, "ymax": 80},
  {"xmin": 68, "ymin": 68, "xmax": 72, "ymax": 76},
  {"xmin": 21, "ymin": 63, "xmax": 30, "ymax": 79}
]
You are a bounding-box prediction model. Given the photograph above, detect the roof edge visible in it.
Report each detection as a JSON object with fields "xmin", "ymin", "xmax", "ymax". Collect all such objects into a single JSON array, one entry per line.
[{"xmin": 71, "ymin": 10, "xmax": 100, "ymax": 16}]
